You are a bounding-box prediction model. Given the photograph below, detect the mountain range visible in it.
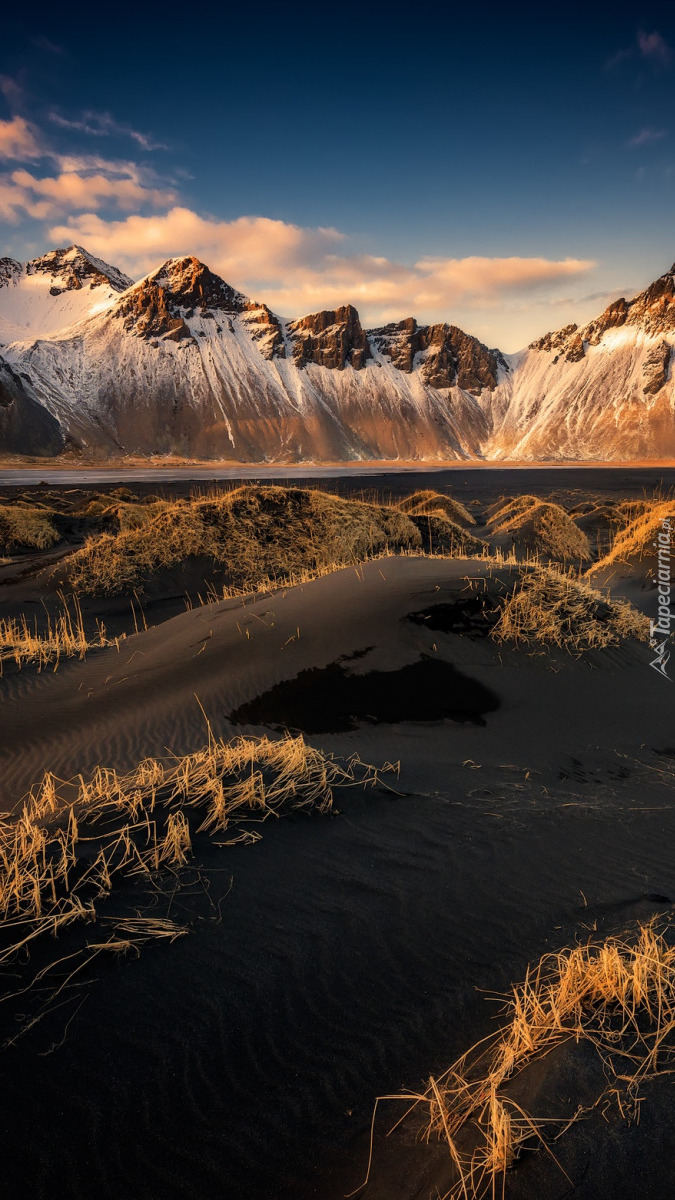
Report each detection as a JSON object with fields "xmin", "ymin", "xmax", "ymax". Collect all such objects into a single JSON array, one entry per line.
[{"xmin": 0, "ymin": 244, "xmax": 674, "ymax": 462}]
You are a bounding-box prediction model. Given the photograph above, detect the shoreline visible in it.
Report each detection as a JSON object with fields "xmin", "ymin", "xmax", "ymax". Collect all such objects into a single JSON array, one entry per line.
[{"xmin": 2, "ymin": 458, "xmax": 675, "ymax": 486}]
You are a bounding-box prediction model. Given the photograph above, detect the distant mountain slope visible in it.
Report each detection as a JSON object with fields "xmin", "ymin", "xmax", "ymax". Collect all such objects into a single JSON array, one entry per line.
[
  {"xmin": 489, "ymin": 265, "xmax": 675, "ymax": 460},
  {"xmin": 0, "ymin": 246, "xmax": 132, "ymax": 343},
  {"xmin": 0, "ymin": 246, "xmax": 673, "ymax": 461}
]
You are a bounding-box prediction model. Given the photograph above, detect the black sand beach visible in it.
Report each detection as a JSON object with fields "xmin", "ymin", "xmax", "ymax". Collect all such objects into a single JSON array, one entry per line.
[
  {"xmin": 2, "ymin": 462, "xmax": 675, "ymax": 502},
  {"xmin": 0, "ymin": 474, "xmax": 673, "ymax": 1200}
]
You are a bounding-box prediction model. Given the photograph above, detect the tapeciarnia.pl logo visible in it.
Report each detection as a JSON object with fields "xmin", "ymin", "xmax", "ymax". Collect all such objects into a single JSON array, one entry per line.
[{"xmin": 649, "ymin": 517, "xmax": 673, "ymax": 681}]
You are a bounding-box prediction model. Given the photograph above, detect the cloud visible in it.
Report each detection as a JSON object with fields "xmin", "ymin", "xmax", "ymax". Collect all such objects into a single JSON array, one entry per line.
[
  {"xmin": 0, "ymin": 105, "xmax": 174, "ymax": 221},
  {"xmin": 628, "ymin": 126, "xmax": 668, "ymax": 146},
  {"xmin": 48, "ymin": 209, "xmax": 345, "ymax": 279},
  {"xmin": 0, "ymin": 162, "xmax": 176, "ymax": 221},
  {"xmin": 50, "ymin": 152, "xmax": 169, "ymax": 187},
  {"xmin": 48, "ymin": 206, "xmax": 595, "ymax": 325},
  {"xmin": 0, "ymin": 75, "xmax": 26, "ymax": 107},
  {"xmin": 638, "ymin": 30, "xmax": 672, "ymax": 65},
  {"xmin": 606, "ymin": 30, "xmax": 672, "ymax": 71},
  {"xmin": 605, "ymin": 47, "xmax": 631, "ymax": 71},
  {"xmin": 48, "ymin": 109, "xmax": 167, "ymax": 151},
  {"xmin": 0, "ymin": 115, "xmax": 43, "ymax": 160}
]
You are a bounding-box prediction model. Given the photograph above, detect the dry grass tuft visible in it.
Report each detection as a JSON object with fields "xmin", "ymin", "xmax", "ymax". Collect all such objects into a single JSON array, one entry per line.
[
  {"xmin": 488, "ymin": 496, "xmax": 591, "ymax": 562},
  {"xmin": 0, "ymin": 593, "xmax": 116, "ymax": 673},
  {"xmin": 0, "ymin": 734, "xmax": 393, "ymax": 970},
  {"xmin": 398, "ymin": 490, "xmax": 476, "ymax": 527},
  {"xmin": 0, "ymin": 503, "xmax": 59, "ymax": 554},
  {"xmin": 491, "ymin": 564, "xmax": 649, "ymax": 650},
  {"xmin": 589, "ymin": 498, "xmax": 674, "ymax": 574},
  {"xmin": 366, "ymin": 921, "xmax": 675, "ymax": 1200}
]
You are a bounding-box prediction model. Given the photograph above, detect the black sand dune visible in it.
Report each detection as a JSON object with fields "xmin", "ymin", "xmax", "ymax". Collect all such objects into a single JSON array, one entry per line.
[
  {"xmin": 0, "ymin": 557, "xmax": 661, "ymax": 803},
  {"xmin": 0, "ymin": 530, "xmax": 673, "ymax": 1197}
]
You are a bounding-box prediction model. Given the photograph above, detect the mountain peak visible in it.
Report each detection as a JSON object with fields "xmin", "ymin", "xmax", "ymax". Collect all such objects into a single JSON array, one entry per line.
[
  {"xmin": 114, "ymin": 257, "xmax": 251, "ymax": 345},
  {"xmin": 26, "ymin": 245, "xmax": 133, "ymax": 294},
  {"xmin": 0, "ymin": 244, "xmax": 134, "ymax": 343},
  {"xmin": 147, "ymin": 256, "xmax": 248, "ymax": 312}
]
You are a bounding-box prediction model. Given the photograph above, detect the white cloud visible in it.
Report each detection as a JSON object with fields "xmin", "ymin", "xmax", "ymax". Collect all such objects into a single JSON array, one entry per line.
[
  {"xmin": 49, "ymin": 206, "xmax": 595, "ymax": 330},
  {"xmin": 0, "ymin": 106, "xmax": 174, "ymax": 220},
  {"xmin": 0, "ymin": 147, "xmax": 178, "ymax": 222}
]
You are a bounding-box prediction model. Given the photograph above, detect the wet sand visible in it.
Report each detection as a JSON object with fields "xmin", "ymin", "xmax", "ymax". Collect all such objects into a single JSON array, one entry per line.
[{"xmin": 1, "ymin": 463, "xmax": 675, "ymax": 502}]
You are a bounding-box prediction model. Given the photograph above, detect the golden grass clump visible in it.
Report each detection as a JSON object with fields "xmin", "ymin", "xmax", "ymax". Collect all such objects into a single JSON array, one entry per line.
[
  {"xmin": 0, "ymin": 593, "xmax": 114, "ymax": 673},
  {"xmin": 103, "ymin": 498, "xmax": 171, "ymax": 533},
  {"xmin": 397, "ymin": 490, "xmax": 476, "ymax": 527},
  {"xmin": 492, "ymin": 564, "xmax": 649, "ymax": 650},
  {"xmin": 488, "ymin": 496, "xmax": 591, "ymax": 562},
  {"xmin": 0, "ymin": 734, "xmax": 392, "ymax": 967},
  {"xmin": 0, "ymin": 503, "xmax": 59, "ymax": 554},
  {"xmin": 367, "ymin": 921, "xmax": 675, "ymax": 1200},
  {"xmin": 589, "ymin": 498, "xmax": 674, "ymax": 574}
]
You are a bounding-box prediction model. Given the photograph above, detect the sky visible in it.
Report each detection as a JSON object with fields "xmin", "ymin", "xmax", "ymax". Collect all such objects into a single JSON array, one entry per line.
[{"xmin": 2, "ymin": 2, "xmax": 675, "ymax": 350}]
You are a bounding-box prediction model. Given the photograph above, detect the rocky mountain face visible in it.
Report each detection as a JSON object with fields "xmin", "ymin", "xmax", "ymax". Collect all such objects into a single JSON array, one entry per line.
[
  {"xmin": 0, "ymin": 246, "xmax": 674, "ymax": 461},
  {"xmin": 0, "ymin": 246, "xmax": 131, "ymax": 299},
  {"xmin": 370, "ymin": 318, "xmax": 506, "ymax": 392},
  {"xmin": 114, "ymin": 258, "xmax": 248, "ymax": 345},
  {"xmin": 531, "ymin": 265, "xmax": 675, "ymax": 363},
  {"xmin": 287, "ymin": 305, "xmax": 371, "ymax": 370}
]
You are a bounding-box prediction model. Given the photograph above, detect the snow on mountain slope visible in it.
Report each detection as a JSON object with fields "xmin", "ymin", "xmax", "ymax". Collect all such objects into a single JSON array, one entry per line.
[
  {"xmin": 490, "ymin": 330, "xmax": 675, "ymax": 460},
  {"xmin": 0, "ymin": 246, "xmax": 132, "ymax": 344},
  {"xmin": 1, "ymin": 247, "xmax": 675, "ymax": 461},
  {"xmin": 0, "ymin": 254, "xmax": 495, "ymax": 461},
  {"xmin": 489, "ymin": 265, "xmax": 675, "ymax": 460}
]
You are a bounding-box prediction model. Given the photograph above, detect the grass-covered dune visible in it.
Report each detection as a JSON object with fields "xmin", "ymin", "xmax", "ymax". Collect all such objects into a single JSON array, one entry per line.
[
  {"xmin": 486, "ymin": 495, "xmax": 592, "ymax": 561},
  {"xmin": 66, "ymin": 485, "xmax": 487, "ymax": 597}
]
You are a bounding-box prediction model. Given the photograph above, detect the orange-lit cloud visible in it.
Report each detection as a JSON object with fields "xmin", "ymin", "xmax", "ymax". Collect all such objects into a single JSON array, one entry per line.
[
  {"xmin": 14, "ymin": 168, "xmax": 174, "ymax": 215},
  {"xmin": 0, "ymin": 116, "xmax": 42, "ymax": 160},
  {"xmin": 0, "ymin": 164, "xmax": 176, "ymax": 221},
  {"xmin": 50, "ymin": 207, "xmax": 595, "ymax": 329}
]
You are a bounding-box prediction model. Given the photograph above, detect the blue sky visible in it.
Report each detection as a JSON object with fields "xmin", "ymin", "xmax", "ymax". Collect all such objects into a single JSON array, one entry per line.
[{"xmin": 2, "ymin": 1, "xmax": 675, "ymax": 349}]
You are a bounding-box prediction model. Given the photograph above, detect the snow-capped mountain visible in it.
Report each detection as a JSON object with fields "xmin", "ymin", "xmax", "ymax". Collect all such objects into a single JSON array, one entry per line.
[
  {"xmin": 0, "ymin": 246, "xmax": 674, "ymax": 461},
  {"xmin": 0, "ymin": 246, "xmax": 132, "ymax": 343},
  {"xmin": 0, "ymin": 252, "xmax": 501, "ymax": 460},
  {"xmin": 489, "ymin": 265, "xmax": 675, "ymax": 460}
]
